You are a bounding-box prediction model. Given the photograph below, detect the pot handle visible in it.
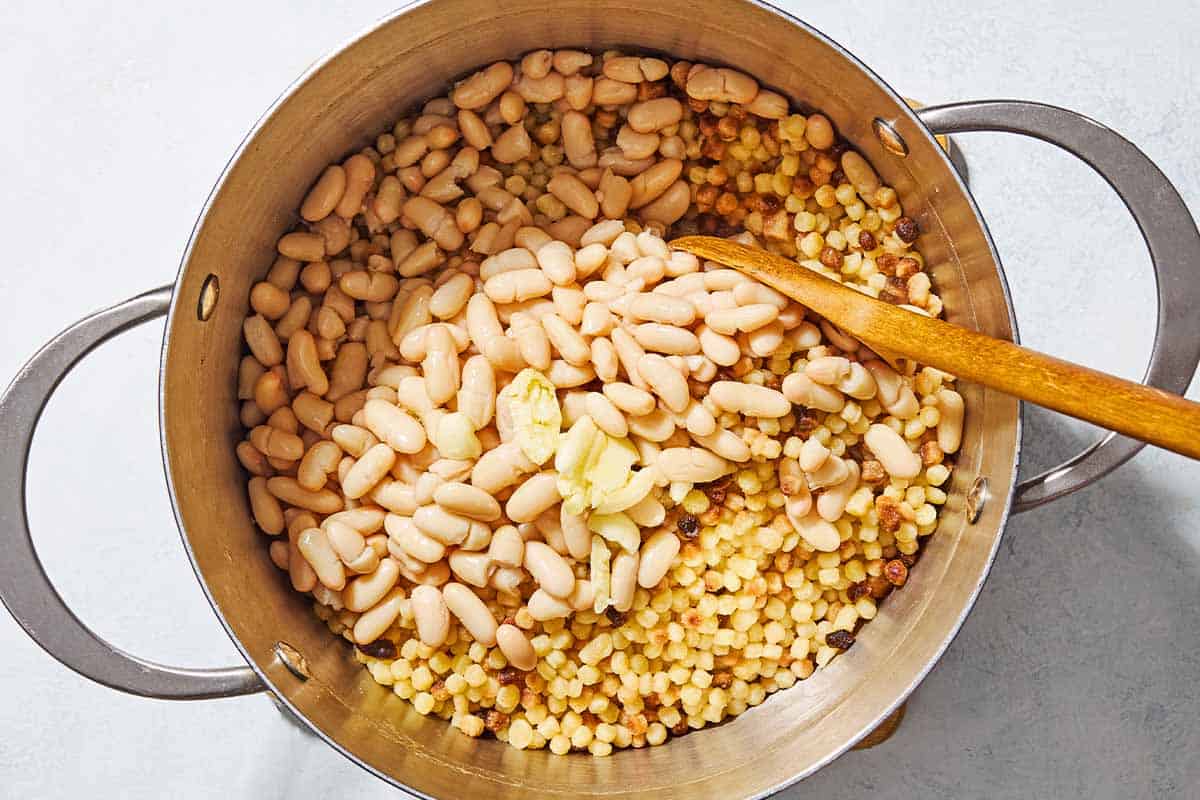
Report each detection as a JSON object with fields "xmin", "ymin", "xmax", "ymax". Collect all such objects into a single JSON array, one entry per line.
[
  {"xmin": 915, "ymin": 101, "xmax": 1200, "ymax": 512},
  {"xmin": 0, "ymin": 286, "xmax": 264, "ymax": 699}
]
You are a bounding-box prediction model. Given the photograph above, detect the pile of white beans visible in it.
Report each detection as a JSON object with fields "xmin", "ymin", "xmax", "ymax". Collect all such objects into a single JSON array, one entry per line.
[{"xmin": 236, "ymin": 48, "xmax": 962, "ymax": 754}]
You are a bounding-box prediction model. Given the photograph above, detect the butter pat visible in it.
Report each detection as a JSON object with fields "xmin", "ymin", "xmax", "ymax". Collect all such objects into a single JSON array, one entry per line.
[
  {"xmin": 556, "ymin": 416, "xmax": 655, "ymax": 517},
  {"xmin": 499, "ymin": 368, "xmax": 562, "ymax": 465}
]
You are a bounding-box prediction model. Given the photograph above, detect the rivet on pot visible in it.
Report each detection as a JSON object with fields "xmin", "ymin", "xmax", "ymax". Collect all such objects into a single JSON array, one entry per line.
[
  {"xmin": 873, "ymin": 118, "xmax": 909, "ymax": 157},
  {"xmin": 965, "ymin": 476, "xmax": 988, "ymax": 524},
  {"xmin": 274, "ymin": 641, "xmax": 311, "ymax": 681},
  {"xmin": 197, "ymin": 274, "xmax": 220, "ymax": 321}
]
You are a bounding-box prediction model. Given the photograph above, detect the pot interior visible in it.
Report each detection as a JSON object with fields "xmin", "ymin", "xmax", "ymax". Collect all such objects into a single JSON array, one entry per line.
[{"xmin": 162, "ymin": 1, "xmax": 1019, "ymax": 797}]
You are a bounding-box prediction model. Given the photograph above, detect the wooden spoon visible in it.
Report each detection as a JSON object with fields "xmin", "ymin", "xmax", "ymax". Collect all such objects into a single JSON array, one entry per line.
[{"xmin": 672, "ymin": 236, "xmax": 1200, "ymax": 460}]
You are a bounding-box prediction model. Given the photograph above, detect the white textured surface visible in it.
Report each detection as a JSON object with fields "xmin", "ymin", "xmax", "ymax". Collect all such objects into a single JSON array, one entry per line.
[{"xmin": 1, "ymin": 1, "xmax": 1198, "ymax": 797}]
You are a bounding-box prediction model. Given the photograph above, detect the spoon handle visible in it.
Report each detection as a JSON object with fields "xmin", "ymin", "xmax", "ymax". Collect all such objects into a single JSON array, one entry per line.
[
  {"xmin": 673, "ymin": 236, "xmax": 1200, "ymax": 460},
  {"xmin": 873, "ymin": 312, "xmax": 1200, "ymax": 460}
]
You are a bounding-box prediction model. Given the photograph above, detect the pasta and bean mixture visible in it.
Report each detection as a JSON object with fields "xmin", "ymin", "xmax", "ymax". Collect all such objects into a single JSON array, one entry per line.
[{"xmin": 237, "ymin": 48, "xmax": 964, "ymax": 756}]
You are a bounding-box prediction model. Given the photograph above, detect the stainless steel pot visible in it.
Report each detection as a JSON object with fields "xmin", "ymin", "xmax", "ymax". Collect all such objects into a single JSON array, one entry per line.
[{"xmin": 2, "ymin": 1, "xmax": 1198, "ymax": 797}]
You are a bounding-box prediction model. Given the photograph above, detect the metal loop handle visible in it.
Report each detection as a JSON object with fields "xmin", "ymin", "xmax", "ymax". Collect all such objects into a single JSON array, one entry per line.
[
  {"xmin": 916, "ymin": 101, "xmax": 1200, "ymax": 512},
  {"xmin": 0, "ymin": 286, "xmax": 264, "ymax": 699}
]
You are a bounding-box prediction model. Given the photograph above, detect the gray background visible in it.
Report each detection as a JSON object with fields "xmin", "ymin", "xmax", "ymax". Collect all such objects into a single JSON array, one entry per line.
[{"xmin": 1, "ymin": 1, "xmax": 1197, "ymax": 797}]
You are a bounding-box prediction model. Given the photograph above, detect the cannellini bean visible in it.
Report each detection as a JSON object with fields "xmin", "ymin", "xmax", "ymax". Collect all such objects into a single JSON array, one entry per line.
[
  {"xmin": 806, "ymin": 454, "xmax": 849, "ymax": 490},
  {"xmin": 629, "ymin": 159, "xmax": 683, "ymax": 209},
  {"xmin": 683, "ymin": 399, "xmax": 717, "ymax": 436},
  {"xmin": 638, "ymin": 353, "xmax": 689, "ymax": 412},
  {"xmin": 410, "ymin": 584, "xmax": 451, "ymax": 648},
  {"xmin": 243, "ymin": 315, "xmax": 283, "ymax": 368},
  {"xmin": 386, "ymin": 514, "xmax": 446, "ymax": 563},
  {"xmin": 627, "ymin": 293, "xmax": 695, "ymax": 326},
  {"xmin": 560, "ymin": 110, "xmax": 597, "ymax": 168},
  {"xmin": 587, "ymin": 337, "xmax": 617, "ymax": 383},
  {"xmin": 249, "ymin": 425, "xmax": 303, "ymax": 462},
  {"xmin": 617, "ymin": 125, "xmax": 660, "ymax": 160},
  {"xmin": 535, "ymin": 240, "xmax": 577, "ymax": 286},
  {"xmin": 705, "ymin": 303, "xmax": 779, "ymax": 335},
  {"xmin": 429, "ymin": 272, "xmax": 474, "ymax": 320},
  {"xmin": 298, "ymin": 440, "xmax": 342, "ymax": 491},
  {"xmin": 484, "ymin": 269, "xmax": 552, "ymax": 304},
  {"xmin": 269, "ymin": 540, "xmax": 290, "ymax": 570},
  {"xmin": 452, "ymin": 61, "xmax": 514, "ymax": 110},
  {"xmin": 421, "ymin": 324, "xmax": 460, "ymax": 405},
  {"xmin": 686, "ymin": 66, "xmax": 758, "ymax": 104},
  {"xmin": 510, "ymin": 311, "xmax": 552, "ymax": 369},
  {"xmin": 371, "ymin": 481, "xmax": 418, "ymax": 515},
  {"xmin": 696, "ymin": 325, "xmax": 740, "ymax": 367},
  {"xmin": 627, "ymin": 407, "xmax": 675, "ymax": 442},
  {"xmin": 609, "ymin": 550, "xmax": 639, "ymax": 612},
  {"xmin": 864, "ymin": 424, "xmax": 922, "ymax": 479},
  {"xmin": 434, "ymin": 481, "xmax": 501, "ymax": 521},
  {"xmin": 506, "ymin": 471, "xmax": 561, "ymax": 523},
  {"xmin": 362, "ymin": 400, "xmax": 426, "ymax": 454},
  {"xmin": 248, "ymin": 477, "xmax": 284, "ymax": 535},
  {"xmin": 937, "ymin": 388, "xmax": 964, "ymax": 454},
  {"xmin": 584, "ymin": 391, "xmax": 627, "ymax": 438},
  {"xmin": 806, "ymin": 356, "xmax": 851, "ymax": 385},
  {"xmin": 515, "ymin": 70, "xmax": 564, "ymax": 103},
  {"xmin": 805, "ymin": 113, "xmax": 836, "ymax": 149},
  {"xmin": 632, "ymin": 323, "xmax": 700, "ymax": 356},
  {"xmin": 267, "ymin": 477, "xmax": 343, "ymax": 514},
  {"xmin": 592, "ymin": 77, "xmax": 637, "ymax": 106},
  {"xmin": 538, "ymin": 312, "xmax": 589, "ymax": 366},
  {"xmin": 471, "ymin": 441, "xmax": 536, "ymax": 493},
  {"xmin": 799, "ymin": 436, "xmax": 830, "ymax": 473},
  {"xmin": 546, "ymin": 359, "xmax": 595, "ymax": 388},
  {"xmin": 580, "ymin": 302, "xmax": 614, "ymax": 337},
  {"xmin": 277, "ymin": 232, "xmax": 325, "ymax": 262},
  {"xmin": 746, "ymin": 89, "xmax": 788, "ymax": 119},
  {"xmin": 837, "ymin": 362, "xmax": 878, "ymax": 400},
  {"xmin": 404, "ymin": 196, "xmax": 464, "ymax": 251},
  {"xmin": 523, "ymin": 541, "xmax": 575, "ymax": 598},
  {"xmin": 841, "ymin": 150, "xmax": 880, "ymax": 198},
  {"xmin": 298, "ymin": 527, "xmax": 346, "ymax": 590},
  {"xmin": 559, "ymin": 506, "xmax": 591, "ymax": 561},
  {"xmin": 603, "ymin": 382, "xmax": 656, "ymax": 416},
  {"xmin": 533, "ymin": 509, "xmax": 568, "ymax": 555},
  {"xmin": 331, "ymin": 423, "xmax": 378, "ymax": 458},
  {"xmin": 692, "ymin": 428, "xmax": 751, "ymax": 462},
  {"xmin": 818, "ymin": 461, "xmax": 860, "ymax": 522},
  {"xmin": 342, "ymin": 443, "xmax": 396, "ymax": 499},
  {"xmin": 352, "ymin": 586, "xmax": 406, "ymax": 645},
  {"xmin": 442, "ymin": 582, "xmax": 498, "ymax": 645},
  {"xmin": 496, "ymin": 623, "xmax": 537, "ymax": 670},
  {"xmin": 413, "ymin": 504, "xmax": 472, "ymax": 545},
  {"xmin": 657, "ymin": 447, "xmax": 730, "ymax": 483},
  {"xmin": 480, "ymin": 247, "xmax": 536, "ymax": 279},
  {"xmin": 790, "ymin": 509, "xmax": 841, "ymax": 553},
  {"xmin": 709, "ymin": 381, "xmax": 791, "ymax": 418},
  {"xmin": 488, "ymin": 524, "xmax": 525, "ymax": 568},
  {"xmin": 528, "ymin": 588, "xmax": 573, "ymax": 621},
  {"xmin": 782, "ymin": 372, "xmax": 846, "ymax": 413},
  {"xmin": 301, "ymin": 165, "xmax": 347, "ymax": 222},
  {"xmin": 448, "ymin": 550, "xmax": 495, "ymax": 588},
  {"xmin": 547, "ymin": 172, "xmax": 599, "ymax": 220},
  {"xmin": 343, "ymin": 558, "xmax": 401, "ymax": 613},
  {"xmin": 627, "ymin": 98, "xmax": 684, "ymax": 133},
  {"xmin": 326, "ymin": 342, "xmax": 368, "ymax": 402},
  {"xmin": 637, "ymin": 530, "xmax": 680, "ymax": 589},
  {"xmin": 414, "ymin": 471, "xmax": 443, "ymax": 506}
]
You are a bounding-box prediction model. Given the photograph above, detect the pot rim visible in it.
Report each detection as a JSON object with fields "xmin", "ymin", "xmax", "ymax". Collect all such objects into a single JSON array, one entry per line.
[{"xmin": 157, "ymin": 1, "xmax": 1021, "ymax": 795}]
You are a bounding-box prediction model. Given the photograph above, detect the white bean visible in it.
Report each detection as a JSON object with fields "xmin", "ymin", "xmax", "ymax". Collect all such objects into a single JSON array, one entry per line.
[
  {"xmin": 937, "ymin": 388, "xmax": 965, "ymax": 454},
  {"xmin": 411, "ymin": 584, "xmax": 451, "ymax": 647},
  {"xmin": 637, "ymin": 529, "xmax": 680, "ymax": 588},
  {"xmin": 496, "ymin": 623, "xmax": 537, "ymax": 670},
  {"xmin": 442, "ymin": 582, "xmax": 498, "ymax": 645},
  {"xmin": 864, "ymin": 424, "xmax": 922, "ymax": 479},
  {"xmin": 523, "ymin": 540, "xmax": 575, "ymax": 599},
  {"xmin": 709, "ymin": 381, "xmax": 791, "ymax": 418}
]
